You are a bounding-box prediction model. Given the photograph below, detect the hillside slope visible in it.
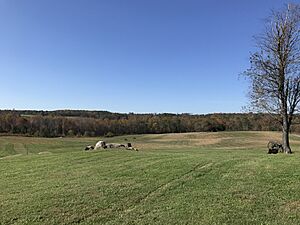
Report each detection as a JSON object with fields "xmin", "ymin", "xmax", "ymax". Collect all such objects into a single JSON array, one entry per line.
[{"xmin": 1, "ymin": 132, "xmax": 300, "ymax": 224}]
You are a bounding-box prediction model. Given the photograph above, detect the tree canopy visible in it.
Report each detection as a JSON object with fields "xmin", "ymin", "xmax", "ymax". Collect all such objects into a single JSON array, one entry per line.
[{"xmin": 245, "ymin": 4, "xmax": 300, "ymax": 153}]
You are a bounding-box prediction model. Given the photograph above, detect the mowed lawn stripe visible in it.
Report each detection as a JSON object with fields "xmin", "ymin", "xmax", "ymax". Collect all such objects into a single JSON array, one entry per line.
[{"xmin": 1, "ymin": 150, "xmax": 210, "ymax": 224}]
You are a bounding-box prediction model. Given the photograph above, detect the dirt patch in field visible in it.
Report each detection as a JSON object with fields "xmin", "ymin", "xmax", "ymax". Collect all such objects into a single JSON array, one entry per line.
[
  {"xmin": 153, "ymin": 133, "xmax": 221, "ymax": 145},
  {"xmin": 134, "ymin": 131, "xmax": 300, "ymax": 150},
  {"xmin": 133, "ymin": 132, "xmax": 224, "ymax": 150},
  {"xmin": 38, "ymin": 151, "xmax": 52, "ymax": 155},
  {"xmin": 282, "ymin": 201, "xmax": 300, "ymax": 212}
]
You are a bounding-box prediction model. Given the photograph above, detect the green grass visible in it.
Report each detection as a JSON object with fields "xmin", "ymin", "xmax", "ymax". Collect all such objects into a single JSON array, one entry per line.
[{"xmin": 1, "ymin": 132, "xmax": 300, "ymax": 224}]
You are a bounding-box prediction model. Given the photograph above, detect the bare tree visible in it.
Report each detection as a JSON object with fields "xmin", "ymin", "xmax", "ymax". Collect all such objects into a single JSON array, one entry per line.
[{"xmin": 245, "ymin": 4, "xmax": 300, "ymax": 154}]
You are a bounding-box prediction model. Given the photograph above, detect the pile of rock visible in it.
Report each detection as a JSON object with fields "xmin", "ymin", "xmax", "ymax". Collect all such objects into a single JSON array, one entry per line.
[{"xmin": 85, "ymin": 141, "xmax": 138, "ymax": 151}]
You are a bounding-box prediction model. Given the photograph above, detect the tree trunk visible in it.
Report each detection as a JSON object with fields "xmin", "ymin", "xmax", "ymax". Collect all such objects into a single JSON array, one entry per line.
[{"xmin": 282, "ymin": 117, "xmax": 292, "ymax": 154}]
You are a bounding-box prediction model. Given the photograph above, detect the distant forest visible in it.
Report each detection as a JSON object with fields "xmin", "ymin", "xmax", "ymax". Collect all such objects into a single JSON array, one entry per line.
[{"xmin": 1, "ymin": 110, "xmax": 300, "ymax": 137}]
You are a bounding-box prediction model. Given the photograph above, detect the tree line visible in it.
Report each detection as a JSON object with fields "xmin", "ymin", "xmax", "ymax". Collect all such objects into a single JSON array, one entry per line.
[{"xmin": 1, "ymin": 110, "xmax": 300, "ymax": 137}]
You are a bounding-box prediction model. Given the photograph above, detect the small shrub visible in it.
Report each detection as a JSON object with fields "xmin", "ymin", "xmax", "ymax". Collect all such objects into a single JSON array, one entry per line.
[
  {"xmin": 67, "ymin": 130, "xmax": 75, "ymax": 137},
  {"xmin": 105, "ymin": 132, "xmax": 115, "ymax": 137}
]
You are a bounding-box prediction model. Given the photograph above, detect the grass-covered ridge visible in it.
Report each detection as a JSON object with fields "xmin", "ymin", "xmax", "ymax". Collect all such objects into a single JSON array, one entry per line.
[{"xmin": 1, "ymin": 131, "xmax": 300, "ymax": 224}]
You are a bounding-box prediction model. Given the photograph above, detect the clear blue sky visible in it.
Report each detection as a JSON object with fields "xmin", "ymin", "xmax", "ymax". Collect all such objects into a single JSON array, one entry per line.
[{"xmin": 0, "ymin": 0, "xmax": 298, "ymax": 113}]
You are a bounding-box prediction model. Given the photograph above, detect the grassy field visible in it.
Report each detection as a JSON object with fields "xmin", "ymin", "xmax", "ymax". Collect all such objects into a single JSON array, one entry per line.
[{"xmin": 1, "ymin": 131, "xmax": 300, "ymax": 224}]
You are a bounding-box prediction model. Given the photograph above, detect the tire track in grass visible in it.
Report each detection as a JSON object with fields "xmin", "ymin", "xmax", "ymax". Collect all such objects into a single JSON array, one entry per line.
[
  {"xmin": 0, "ymin": 154, "xmax": 23, "ymax": 160},
  {"xmin": 123, "ymin": 162, "xmax": 213, "ymax": 213},
  {"xmin": 70, "ymin": 162, "xmax": 213, "ymax": 224}
]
